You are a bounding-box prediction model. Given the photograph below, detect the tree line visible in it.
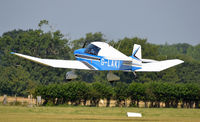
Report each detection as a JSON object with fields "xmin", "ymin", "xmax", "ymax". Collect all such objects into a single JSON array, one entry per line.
[
  {"xmin": 0, "ymin": 20, "xmax": 200, "ymax": 100},
  {"xmin": 34, "ymin": 81, "xmax": 200, "ymax": 108}
]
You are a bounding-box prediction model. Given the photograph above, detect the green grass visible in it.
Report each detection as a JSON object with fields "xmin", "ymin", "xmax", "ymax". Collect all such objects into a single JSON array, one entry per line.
[{"xmin": 0, "ymin": 105, "xmax": 200, "ymax": 122}]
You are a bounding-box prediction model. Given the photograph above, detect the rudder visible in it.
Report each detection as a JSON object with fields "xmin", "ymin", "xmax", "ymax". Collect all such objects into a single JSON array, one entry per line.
[{"xmin": 131, "ymin": 44, "xmax": 142, "ymax": 61}]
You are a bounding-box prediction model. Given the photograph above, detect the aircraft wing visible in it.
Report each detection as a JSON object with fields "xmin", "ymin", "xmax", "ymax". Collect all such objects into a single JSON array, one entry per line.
[
  {"xmin": 11, "ymin": 52, "xmax": 91, "ymax": 70},
  {"xmin": 136, "ymin": 59, "xmax": 184, "ymax": 72}
]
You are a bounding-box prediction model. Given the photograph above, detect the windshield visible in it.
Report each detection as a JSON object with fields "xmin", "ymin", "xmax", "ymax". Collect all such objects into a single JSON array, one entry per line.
[{"xmin": 84, "ymin": 44, "xmax": 101, "ymax": 55}]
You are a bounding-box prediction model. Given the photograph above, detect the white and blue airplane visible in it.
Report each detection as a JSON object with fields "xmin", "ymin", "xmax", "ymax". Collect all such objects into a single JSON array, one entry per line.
[{"xmin": 11, "ymin": 42, "xmax": 184, "ymax": 73}]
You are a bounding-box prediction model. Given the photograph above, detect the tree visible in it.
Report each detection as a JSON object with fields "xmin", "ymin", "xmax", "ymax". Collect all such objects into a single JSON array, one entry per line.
[
  {"xmin": 70, "ymin": 32, "xmax": 106, "ymax": 51},
  {"xmin": 114, "ymin": 82, "xmax": 128, "ymax": 107},
  {"xmin": 116, "ymin": 37, "xmax": 159, "ymax": 59},
  {"xmin": 128, "ymin": 82, "xmax": 145, "ymax": 107},
  {"xmin": 90, "ymin": 81, "xmax": 113, "ymax": 107},
  {"xmin": 187, "ymin": 44, "xmax": 200, "ymax": 61},
  {"xmin": 0, "ymin": 29, "xmax": 71, "ymax": 86},
  {"xmin": 89, "ymin": 83, "xmax": 101, "ymax": 106},
  {"xmin": 0, "ymin": 66, "xmax": 34, "ymax": 96},
  {"xmin": 38, "ymin": 20, "xmax": 49, "ymax": 28},
  {"xmin": 64, "ymin": 81, "xmax": 90, "ymax": 105}
]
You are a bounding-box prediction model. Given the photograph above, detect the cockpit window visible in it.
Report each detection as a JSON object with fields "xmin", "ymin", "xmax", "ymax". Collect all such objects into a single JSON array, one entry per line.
[{"xmin": 84, "ymin": 44, "xmax": 101, "ymax": 55}]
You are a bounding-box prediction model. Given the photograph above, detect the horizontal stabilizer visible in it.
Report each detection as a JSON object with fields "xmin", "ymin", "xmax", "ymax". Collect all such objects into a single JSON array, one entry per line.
[
  {"xmin": 136, "ymin": 59, "xmax": 184, "ymax": 72},
  {"xmin": 11, "ymin": 52, "xmax": 91, "ymax": 70},
  {"xmin": 141, "ymin": 59, "xmax": 158, "ymax": 63}
]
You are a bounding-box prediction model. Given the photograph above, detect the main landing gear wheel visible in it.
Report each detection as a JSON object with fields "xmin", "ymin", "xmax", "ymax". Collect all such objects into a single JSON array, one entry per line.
[
  {"xmin": 107, "ymin": 71, "xmax": 120, "ymax": 84},
  {"xmin": 66, "ymin": 70, "xmax": 78, "ymax": 81}
]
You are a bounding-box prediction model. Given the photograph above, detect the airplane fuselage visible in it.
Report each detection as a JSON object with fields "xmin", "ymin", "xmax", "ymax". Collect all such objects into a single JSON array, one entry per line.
[{"xmin": 74, "ymin": 48, "xmax": 141, "ymax": 71}]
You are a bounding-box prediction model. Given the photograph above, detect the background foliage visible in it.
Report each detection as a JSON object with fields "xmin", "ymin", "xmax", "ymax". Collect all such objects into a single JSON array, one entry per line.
[{"xmin": 0, "ymin": 20, "xmax": 200, "ymax": 108}]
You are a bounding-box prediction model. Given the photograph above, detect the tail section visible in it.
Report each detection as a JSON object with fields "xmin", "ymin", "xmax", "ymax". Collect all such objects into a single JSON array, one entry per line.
[
  {"xmin": 130, "ymin": 44, "xmax": 142, "ymax": 69},
  {"xmin": 135, "ymin": 59, "xmax": 184, "ymax": 72},
  {"xmin": 130, "ymin": 44, "xmax": 184, "ymax": 72},
  {"xmin": 131, "ymin": 44, "xmax": 142, "ymax": 61}
]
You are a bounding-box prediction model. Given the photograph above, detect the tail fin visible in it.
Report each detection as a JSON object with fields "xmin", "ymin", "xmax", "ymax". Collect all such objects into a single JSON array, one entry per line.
[{"xmin": 131, "ymin": 44, "xmax": 142, "ymax": 61}]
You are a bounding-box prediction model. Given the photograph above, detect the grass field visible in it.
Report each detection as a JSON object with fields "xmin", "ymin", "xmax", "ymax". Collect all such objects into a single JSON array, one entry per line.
[{"xmin": 0, "ymin": 105, "xmax": 200, "ymax": 122}]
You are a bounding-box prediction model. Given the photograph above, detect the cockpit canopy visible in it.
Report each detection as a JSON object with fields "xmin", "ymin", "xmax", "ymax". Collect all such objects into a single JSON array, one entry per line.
[{"xmin": 84, "ymin": 44, "xmax": 101, "ymax": 55}]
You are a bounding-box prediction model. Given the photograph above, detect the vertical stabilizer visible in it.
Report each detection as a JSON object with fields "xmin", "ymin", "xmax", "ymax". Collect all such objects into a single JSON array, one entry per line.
[{"xmin": 131, "ymin": 44, "xmax": 142, "ymax": 61}]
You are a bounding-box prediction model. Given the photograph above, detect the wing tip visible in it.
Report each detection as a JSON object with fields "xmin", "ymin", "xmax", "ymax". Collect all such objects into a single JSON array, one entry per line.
[
  {"xmin": 10, "ymin": 52, "xmax": 15, "ymax": 54},
  {"xmin": 175, "ymin": 59, "xmax": 184, "ymax": 64}
]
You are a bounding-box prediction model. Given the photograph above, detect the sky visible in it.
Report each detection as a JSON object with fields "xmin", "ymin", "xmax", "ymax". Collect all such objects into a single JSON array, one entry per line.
[{"xmin": 0, "ymin": 0, "xmax": 200, "ymax": 45}]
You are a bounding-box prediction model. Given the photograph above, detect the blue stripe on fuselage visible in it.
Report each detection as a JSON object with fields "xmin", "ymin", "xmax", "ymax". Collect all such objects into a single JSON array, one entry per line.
[{"xmin": 74, "ymin": 53, "xmax": 141, "ymax": 71}]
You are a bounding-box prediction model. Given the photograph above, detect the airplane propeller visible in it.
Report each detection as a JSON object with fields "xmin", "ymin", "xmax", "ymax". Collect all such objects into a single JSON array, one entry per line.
[{"xmin": 82, "ymin": 40, "xmax": 88, "ymax": 48}]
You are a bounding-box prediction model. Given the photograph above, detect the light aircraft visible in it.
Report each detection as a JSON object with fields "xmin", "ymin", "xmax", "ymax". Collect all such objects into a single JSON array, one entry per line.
[{"xmin": 11, "ymin": 42, "xmax": 184, "ymax": 80}]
